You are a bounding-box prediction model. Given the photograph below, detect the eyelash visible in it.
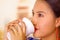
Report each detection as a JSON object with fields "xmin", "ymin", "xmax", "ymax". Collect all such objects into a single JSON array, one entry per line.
[
  {"xmin": 38, "ymin": 13, "xmax": 43, "ymax": 17},
  {"xmin": 38, "ymin": 13, "xmax": 44, "ymax": 17},
  {"xmin": 32, "ymin": 12, "xmax": 34, "ymax": 16},
  {"xmin": 32, "ymin": 12, "xmax": 44, "ymax": 17}
]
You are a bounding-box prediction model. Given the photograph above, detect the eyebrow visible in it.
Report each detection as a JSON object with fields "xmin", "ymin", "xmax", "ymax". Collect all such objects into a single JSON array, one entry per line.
[
  {"xmin": 37, "ymin": 11, "xmax": 46, "ymax": 14},
  {"xmin": 32, "ymin": 10, "xmax": 46, "ymax": 14}
]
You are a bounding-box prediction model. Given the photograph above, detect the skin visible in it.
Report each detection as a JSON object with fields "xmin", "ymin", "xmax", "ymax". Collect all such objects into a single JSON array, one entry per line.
[
  {"xmin": 4, "ymin": 19, "xmax": 26, "ymax": 40},
  {"xmin": 32, "ymin": 0, "xmax": 57, "ymax": 38},
  {"xmin": 32, "ymin": 0, "xmax": 60, "ymax": 40},
  {"xmin": 4, "ymin": 0, "xmax": 60, "ymax": 40}
]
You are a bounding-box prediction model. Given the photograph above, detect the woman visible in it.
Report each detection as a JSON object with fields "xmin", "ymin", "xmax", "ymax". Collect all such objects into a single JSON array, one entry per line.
[{"xmin": 4, "ymin": 0, "xmax": 60, "ymax": 40}]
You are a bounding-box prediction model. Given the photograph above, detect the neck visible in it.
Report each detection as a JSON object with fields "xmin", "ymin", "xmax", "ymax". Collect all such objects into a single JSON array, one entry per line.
[{"xmin": 42, "ymin": 30, "xmax": 56, "ymax": 40}]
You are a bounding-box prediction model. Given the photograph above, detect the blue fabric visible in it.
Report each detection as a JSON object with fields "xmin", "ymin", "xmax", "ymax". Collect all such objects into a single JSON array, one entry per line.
[
  {"xmin": 27, "ymin": 37, "xmax": 34, "ymax": 40},
  {"xmin": 27, "ymin": 37, "xmax": 39, "ymax": 40}
]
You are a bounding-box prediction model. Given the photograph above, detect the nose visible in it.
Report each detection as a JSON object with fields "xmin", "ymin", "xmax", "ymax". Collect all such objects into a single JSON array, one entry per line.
[{"xmin": 31, "ymin": 17, "xmax": 37, "ymax": 27}]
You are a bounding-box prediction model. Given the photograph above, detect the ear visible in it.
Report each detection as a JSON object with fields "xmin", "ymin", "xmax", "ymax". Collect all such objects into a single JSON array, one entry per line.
[{"xmin": 56, "ymin": 17, "xmax": 60, "ymax": 27}]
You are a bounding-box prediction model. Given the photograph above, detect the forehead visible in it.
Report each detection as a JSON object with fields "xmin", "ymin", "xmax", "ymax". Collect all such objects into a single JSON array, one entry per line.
[{"xmin": 33, "ymin": 0, "xmax": 51, "ymax": 12}]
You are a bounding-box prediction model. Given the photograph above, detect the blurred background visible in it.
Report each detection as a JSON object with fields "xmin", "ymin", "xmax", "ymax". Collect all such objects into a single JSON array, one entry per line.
[{"xmin": 0, "ymin": 0, "xmax": 36, "ymax": 40}]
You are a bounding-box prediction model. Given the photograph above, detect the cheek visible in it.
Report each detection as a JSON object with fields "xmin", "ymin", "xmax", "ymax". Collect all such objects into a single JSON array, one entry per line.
[{"xmin": 37, "ymin": 18, "xmax": 56, "ymax": 36}]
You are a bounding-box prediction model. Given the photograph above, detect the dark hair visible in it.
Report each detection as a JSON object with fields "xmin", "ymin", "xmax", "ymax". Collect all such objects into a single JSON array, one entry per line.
[{"xmin": 45, "ymin": 0, "xmax": 60, "ymax": 17}]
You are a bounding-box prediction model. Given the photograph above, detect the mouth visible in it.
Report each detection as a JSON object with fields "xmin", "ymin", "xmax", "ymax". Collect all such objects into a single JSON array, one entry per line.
[{"xmin": 35, "ymin": 27, "xmax": 38, "ymax": 32}]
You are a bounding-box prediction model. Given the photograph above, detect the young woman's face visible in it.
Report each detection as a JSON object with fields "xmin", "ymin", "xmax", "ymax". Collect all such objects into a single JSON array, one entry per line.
[{"xmin": 32, "ymin": 1, "xmax": 57, "ymax": 38}]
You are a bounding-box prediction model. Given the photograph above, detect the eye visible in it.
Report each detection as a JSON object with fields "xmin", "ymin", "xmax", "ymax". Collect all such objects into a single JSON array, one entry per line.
[
  {"xmin": 32, "ymin": 11, "xmax": 34, "ymax": 16},
  {"xmin": 38, "ymin": 13, "xmax": 44, "ymax": 17},
  {"xmin": 37, "ymin": 11, "xmax": 45, "ymax": 17}
]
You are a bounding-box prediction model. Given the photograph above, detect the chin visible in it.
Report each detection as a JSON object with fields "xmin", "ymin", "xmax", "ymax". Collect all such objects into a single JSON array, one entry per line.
[
  {"xmin": 33, "ymin": 33, "xmax": 40, "ymax": 38},
  {"xmin": 33, "ymin": 32, "xmax": 46, "ymax": 38}
]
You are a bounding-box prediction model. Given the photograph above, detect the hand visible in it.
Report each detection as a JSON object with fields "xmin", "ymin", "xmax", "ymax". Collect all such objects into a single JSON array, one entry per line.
[{"xmin": 5, "ymin": 19, "xmax": 26, "ymax": 40}]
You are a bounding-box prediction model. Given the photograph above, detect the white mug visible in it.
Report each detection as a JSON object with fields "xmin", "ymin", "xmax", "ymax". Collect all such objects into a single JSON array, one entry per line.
[{"xmin": 22, "ymin": 17, "xmax": 34, "ymax": 36}]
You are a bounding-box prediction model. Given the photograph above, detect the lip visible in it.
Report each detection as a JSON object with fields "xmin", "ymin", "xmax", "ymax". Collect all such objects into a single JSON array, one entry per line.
[{"xmin": 34, "ymin": 27, "xmax": 38, "ymax": 32}]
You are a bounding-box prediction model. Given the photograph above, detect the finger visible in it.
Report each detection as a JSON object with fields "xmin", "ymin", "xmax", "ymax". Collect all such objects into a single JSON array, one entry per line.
[
  {"xmin": 9, "ymin": 20, "xmax": 19, "ymax": 24},
  {"xmin": 8, "ymin": 18, "xmax": 21, "ymax": 25},
  {"xmin": 7, "ymin": 19, "xmax": 21, "ymax": 30},
  {"xmin": 19, "ymin": 21, "xmax": 26, "ymax": 36},
  {"xmin": 17, "ymin": 24, "xmax": 26, "ymax": 40},
  {"xmin": 14, "ymin": 24, "xmax": 26, "ymax": 40},
  {"xmin": 9, "ymin": 26, "xmax": 18, "ymax": 36},
  {"xmin": 17, "ymin": 24, "xmax": 23, "ymax": 36},
  {"xmin": 8, "ymin": 29, "xmax": 15, "ymax": 40},
  {"xmin": 7, "ymin": 22, "xmax": 18, "ymax": 32},
  {"xmin": 7, "ymin": 22, "xmax": 15, "ymax": 31}
]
